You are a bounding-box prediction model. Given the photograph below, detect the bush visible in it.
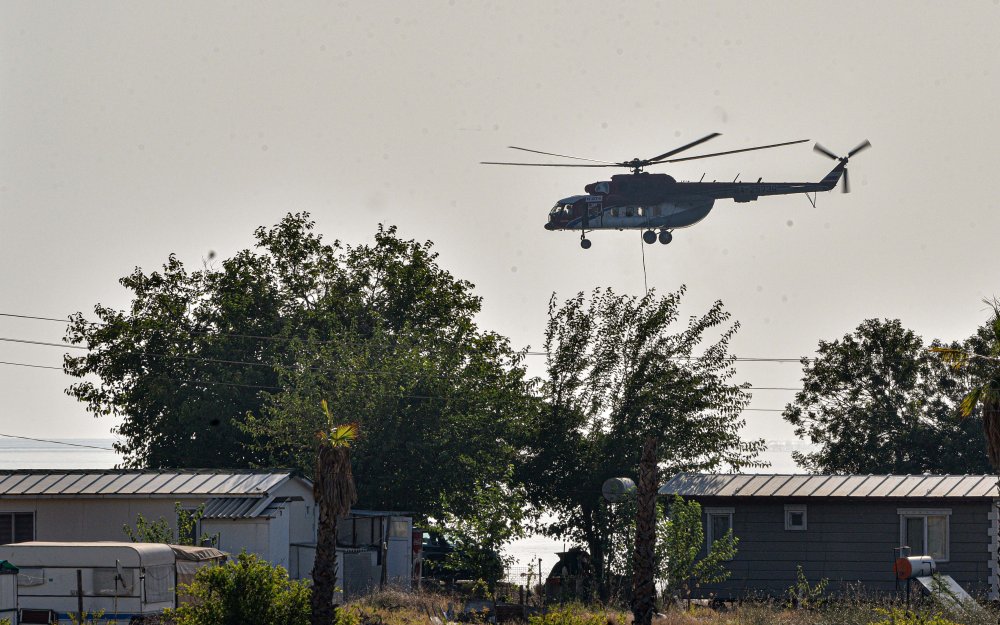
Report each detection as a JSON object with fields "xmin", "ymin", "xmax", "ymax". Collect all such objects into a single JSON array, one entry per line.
[
  {"xmin": 529, "ymin": 604, "xmax": 625, "ymax": 625},
  {"xmin": 867, "ymin": 607, "xmax": 962, "ymax": 625},
  {"xmin": 168, "ymin": 552, "xmax": 310, "ymax": 625}
]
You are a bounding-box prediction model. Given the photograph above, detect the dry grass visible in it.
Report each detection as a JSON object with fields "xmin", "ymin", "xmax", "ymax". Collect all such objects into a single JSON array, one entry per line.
[{"xmin": 335, "ymin": 590, "xmax": 1000, "ymax": 625}]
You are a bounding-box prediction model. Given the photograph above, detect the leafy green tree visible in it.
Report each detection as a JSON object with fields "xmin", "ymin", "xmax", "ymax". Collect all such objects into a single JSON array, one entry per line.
[
  {"xmin": 657, "ymin": 496, "xmax": 737, "ymax": 602},
  {"xmin": 520, "ymin": 287, "xmax": 763, "ymax": 600},
  {"xmin": 169, "ymin": 552, "xmax": 310, "ymax": 625},
  {"xmin": 784, "ymin": 319, "xmax": 989, "ymax": 474},
  {"xmin": 436, "ymin": 463, "xmax": 528, "ymax": 588},
  {"xmin": 64, "ymin": 214, "xmax": 533, "ymax": 523},
  {"xmin": 933, "ymin": 301, "xmax": 1000, "ymax": 469},
  {"xmin": 311, "ymin": 403, "xmax": 357, "ymax": 625}
]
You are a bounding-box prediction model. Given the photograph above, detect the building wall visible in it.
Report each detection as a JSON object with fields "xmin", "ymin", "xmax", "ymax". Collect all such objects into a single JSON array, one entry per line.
[
  {"xmin": 685, "ymin": 497, "xmax": 992, "ymax": 600},
  {"xmin": 0, "ymin": 497, "xmax": 206, "ymax": 542}
]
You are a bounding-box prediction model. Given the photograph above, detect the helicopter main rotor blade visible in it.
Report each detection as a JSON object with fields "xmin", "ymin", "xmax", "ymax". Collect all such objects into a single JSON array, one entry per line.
[
  {"xmin": 480, "ymin": 161, "xmax": 615, "ymax": 167},
  {"xmin": 848, "ymin": 140, "xmax": 872, "ymax": 158},
  {"xmin": 506, "ymin": 146, "xmax": 619, "ymax": 165},
  {"xmin": 813, "ymin": 143, "xmax": 839, "ymax": 160},
  {"xmin": 646, "ymin": 132, "xmax": 721, "ymax": 163},
  {"xmin": 842, "ymin": 168, "xmax": 850, "ymax": 193},
  {"xmin": 652, "ymin": 139, "xmax": 810, "ymax": 164}
]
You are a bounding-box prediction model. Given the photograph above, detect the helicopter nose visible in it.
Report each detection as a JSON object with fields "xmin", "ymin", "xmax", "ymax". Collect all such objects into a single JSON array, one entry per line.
[{"xmin": 544, "ymin": 222, "xmax": 555, "ymax": 230}]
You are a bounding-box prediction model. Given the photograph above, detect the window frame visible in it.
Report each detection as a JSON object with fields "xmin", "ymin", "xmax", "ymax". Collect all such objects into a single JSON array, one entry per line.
[
  {"xmin": 898, "ymin": 508, "xmax": 951, "ymax": 563},
  {"xmin": 784, "ymin": 504, "xmax": 807, "ymax": 531},
  {"xmin": 704, "ymin": 506, "xmax": 734, "ymax": 551},
  {"xmin": 0, "ymin": 511, "xmax": 36, "ymax": 543}
]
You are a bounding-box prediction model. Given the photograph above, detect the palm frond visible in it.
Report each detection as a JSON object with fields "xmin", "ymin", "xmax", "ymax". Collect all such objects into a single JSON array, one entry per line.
[{"xmin": 928, "ymin": 346, "xmax": 970, "ymax": 370}]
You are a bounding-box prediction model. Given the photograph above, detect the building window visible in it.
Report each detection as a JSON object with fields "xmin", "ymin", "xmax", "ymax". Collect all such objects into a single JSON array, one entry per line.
[
  {"xmin": 898, "ymin": 508, "xmax": 950, "ymax": 562},
  {"xmin": 0, "ymin": 512, "xmax": 34, "ymax": 543},
  {"xmin": 704, "ymin": 507, "xmax": 734, "ymax": 549},
  {"xmin": 785, "ymin": 505, "xmax": 807, "ymax": 531}
]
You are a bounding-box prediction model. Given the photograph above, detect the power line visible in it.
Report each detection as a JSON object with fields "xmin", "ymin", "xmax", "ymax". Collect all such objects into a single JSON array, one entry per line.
[
  {"xmin": 0, "ymin": 432, "xmax": 116, "ymax": 451},
  {"xmin": 0, "ymin": 360, "xmax": 62, "ymax": 370},
  {"xmin": 1, "ymin": 311, "xmax": 818, "ymax": 361}
]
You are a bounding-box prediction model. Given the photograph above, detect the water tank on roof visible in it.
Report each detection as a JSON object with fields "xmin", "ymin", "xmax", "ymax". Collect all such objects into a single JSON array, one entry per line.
[{"xmin": 602, "ymin": 477, "xmax": 636, "ymax": 502}]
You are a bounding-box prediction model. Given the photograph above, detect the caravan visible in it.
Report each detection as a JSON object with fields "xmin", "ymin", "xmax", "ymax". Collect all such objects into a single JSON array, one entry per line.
[{"xmin": 0, "ymin": 542, "xmax": 176, "ymax": 624}]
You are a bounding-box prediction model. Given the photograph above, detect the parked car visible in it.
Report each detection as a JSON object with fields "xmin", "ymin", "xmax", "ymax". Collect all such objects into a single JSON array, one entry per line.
[{"xmin": 418, "ymin": 529, "xmax": 503, "ymax": 584}]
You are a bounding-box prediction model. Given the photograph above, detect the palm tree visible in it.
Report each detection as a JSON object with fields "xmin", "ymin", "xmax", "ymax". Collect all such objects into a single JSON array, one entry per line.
[
  {"xmin": 631, "ymin": 437, "xmax": 658, "ymax": 625},
  {"xmin": 311, "ymin": 400, "xmax": 358, "ymax": 625},
  {"xmin": 932, "ymin": 300, "xmax": 1000, "ymax": 468}
]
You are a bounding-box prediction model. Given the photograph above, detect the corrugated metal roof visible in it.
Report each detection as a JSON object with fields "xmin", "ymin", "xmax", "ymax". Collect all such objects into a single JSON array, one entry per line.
[
  {"xmin": 0, "ymin": 470, "xmax": 302, "ymax": 498},
  {"xmin": 202, "ymin": 496, "xmax": 275, "ymax": 519},
  {"xmin": 659, "ymin": 473, "xmax": 1000, "ymax": 499}
]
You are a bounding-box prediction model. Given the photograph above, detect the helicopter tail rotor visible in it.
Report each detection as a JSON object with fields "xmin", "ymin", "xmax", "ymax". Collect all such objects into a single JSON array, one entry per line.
[{"xmin": 813, "ymin": 140, "xmax": 870, "ymax": 193}]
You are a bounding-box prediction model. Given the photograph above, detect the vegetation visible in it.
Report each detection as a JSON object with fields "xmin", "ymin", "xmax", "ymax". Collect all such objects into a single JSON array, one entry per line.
[
  {"xmin": 521, "ymin": 286, "xmax": 764, "ymax": 599},
  {"xmin": 657, "ymin": 496, "xmax": 738, "ymax": 602},
  {"xmin": 785, "ymin": 565, "xmax": 828, "ymax": 609},
  {"xmin": 123, "ymin": 503, "xmax": 206, "ymax": 545},
  {"xmin": 311, "ymin": 402, "xmax": 358, "ymax": 625},
  {"xmin": 784, "ymin": 318, "xmax": 990, "ymax": 474},
  {"xmin": 65, "ymin": 213, "xmax": 533, "ymax": 523},
  {"xmin": 168, "ymin": 552, "xmax": 310, "ymax": 625},
  {"xmin": 933, "ymin": 301, "xmax": 1000, "ymax": 470}
]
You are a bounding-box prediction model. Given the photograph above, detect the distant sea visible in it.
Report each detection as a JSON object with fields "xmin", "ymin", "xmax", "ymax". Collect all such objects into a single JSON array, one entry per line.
[
  {"xmin": 0, "ymin": 437, "xmax": 121, "ymax": 470},
  {"xmin": 0, "ymin": 437, "xmax": 811, "ymax": 575}
]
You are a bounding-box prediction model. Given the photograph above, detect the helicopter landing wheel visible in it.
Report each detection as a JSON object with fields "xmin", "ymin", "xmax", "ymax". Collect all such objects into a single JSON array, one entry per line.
[
  {"xmin": 580, "ymin": 238, "xmax": 592, "ymax": 249},
  {"xmin": 642, "ymin": 230, "xmax": 657, "ymax": 244},
  {"xmin": 659, "ymin": 230, "xmax": 673, "ymax": 244}
]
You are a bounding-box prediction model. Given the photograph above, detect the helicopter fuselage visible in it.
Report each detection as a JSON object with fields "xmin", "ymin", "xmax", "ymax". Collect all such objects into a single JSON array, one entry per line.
[{"xmin": 544, "ymin": 168, "xmax": 844, "ymax": 233}]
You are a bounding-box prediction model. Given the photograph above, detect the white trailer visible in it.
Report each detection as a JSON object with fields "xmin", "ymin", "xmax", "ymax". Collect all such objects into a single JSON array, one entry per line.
[{"xmin": 0, "ymin": 542, "xmax": 175, "ymax": 624}]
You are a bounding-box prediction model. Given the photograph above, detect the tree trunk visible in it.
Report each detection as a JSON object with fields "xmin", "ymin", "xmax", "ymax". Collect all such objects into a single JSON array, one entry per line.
[
  {"xmin": 631, "ymin": 437, "xmax": 658, "ymax": 625},
  {"xmin": 311, "ymin": 443, "xmax": 356, "ymax": 625},
  {"xmin": 312, "ymin": 506, "xmax": 339, "ymax": 625}
]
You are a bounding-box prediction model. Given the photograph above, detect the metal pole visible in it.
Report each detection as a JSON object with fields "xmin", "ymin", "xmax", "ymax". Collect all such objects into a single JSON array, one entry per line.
[{"xmin": 76, "ymin": 569, "xmax": 84, "ymax": 621}]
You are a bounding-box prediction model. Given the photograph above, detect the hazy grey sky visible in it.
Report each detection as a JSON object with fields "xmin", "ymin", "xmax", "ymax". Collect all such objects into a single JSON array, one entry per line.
[{"xmin": 3, "ymin": 1, "xmax": 999, "ymax": 459}]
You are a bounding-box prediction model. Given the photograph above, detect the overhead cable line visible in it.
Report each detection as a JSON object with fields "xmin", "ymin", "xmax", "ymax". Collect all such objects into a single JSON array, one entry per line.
[
  {"xmin": 1, "ymin": 311, "xmax": 818, "ymax": 361},
  {"xmin": 0, "ymin": 432, "xmax": 116, "ymax": 451}
]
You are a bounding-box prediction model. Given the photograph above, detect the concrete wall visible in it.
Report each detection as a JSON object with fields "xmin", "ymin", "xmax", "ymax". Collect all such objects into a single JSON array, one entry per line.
[{"xmin": 684, "ymin": 497, "xmax": 992, "ymax": 600}]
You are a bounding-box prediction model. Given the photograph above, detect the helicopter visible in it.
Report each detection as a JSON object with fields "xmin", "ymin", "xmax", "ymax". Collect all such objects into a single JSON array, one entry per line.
[{"xmin": 482, "ymin": 134, "xmax": 870, "ymax": 248}]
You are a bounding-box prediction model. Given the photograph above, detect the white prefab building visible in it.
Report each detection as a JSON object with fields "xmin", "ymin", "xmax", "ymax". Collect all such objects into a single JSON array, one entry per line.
[{"xmin": 0, "ymin": 471, "xmax": 316, "ymax": 579}]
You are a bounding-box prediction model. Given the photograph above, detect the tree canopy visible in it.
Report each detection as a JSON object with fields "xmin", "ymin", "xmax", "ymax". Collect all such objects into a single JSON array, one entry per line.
[
  {"xmin": 519, "ymin": 286, "xmax": 763, "ymax": 598},
  {"xmin": 783, "ymin": 318, "xmax": 990, "ymax": 474},
  {"xmin": 65, "ymin": 213, "xmax": 531, "ymax": 518}
]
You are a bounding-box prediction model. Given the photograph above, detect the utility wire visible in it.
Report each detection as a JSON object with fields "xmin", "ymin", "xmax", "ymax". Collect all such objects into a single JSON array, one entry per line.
[
  {"xmin": 0, "ymin": 432, "xmax": 115, "ymax": 451},
  {"xmin": 0, "ymin": 311, "xmax": 819, "ymax": 361}
]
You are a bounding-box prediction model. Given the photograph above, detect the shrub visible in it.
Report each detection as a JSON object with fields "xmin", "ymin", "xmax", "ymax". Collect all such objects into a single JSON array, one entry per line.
[
  {"xmin": 868, "ymin": 607, "xmax": 962, "ymax": 625},
  {"xmin": 529, "ymin": 604, "xmax": 625, "ymax": 625},
  {"xmin": 167, "ymin": 552, "xmax": 310, "ymax": 625}
]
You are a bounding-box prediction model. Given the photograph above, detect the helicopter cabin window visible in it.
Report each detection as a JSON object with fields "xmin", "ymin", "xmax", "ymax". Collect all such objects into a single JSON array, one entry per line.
[
  {"xmin": 637, "ymin": 207, "xmax": 645, "ymax": 217},
  {"xmin": 611, "ymin": 207, "xmax": 618, "ymax": 217},
  {"xmin": 625, "ymin": 207, "xmax": 634, "ymax": 217}
]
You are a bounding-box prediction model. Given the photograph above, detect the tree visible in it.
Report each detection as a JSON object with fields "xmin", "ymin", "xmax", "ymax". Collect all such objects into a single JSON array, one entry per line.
[
  {"xmin": 784, "ymin": 319, "xmax": 990, "ymax": 474},
  {"xmin": 631, "ymin": 437, "xmax": 657, "ymax": 625},
  {"xmin": 311, "ymin": 402, "xmax": 357, "ymax": 625},
  {"xmin": 64, "ymin": 214, "xmax": 533, "ymax": 526},
  {"xmin": 657, "ymin": 496, "xmax": 737, "ymax": 602},
  {"xmin": 519, "ymin": 287, "xmax": 763, "ymax": 600},
  {"xmin": 933, "ymin": 300, "xmax": 1000, "ymax": 468}
]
